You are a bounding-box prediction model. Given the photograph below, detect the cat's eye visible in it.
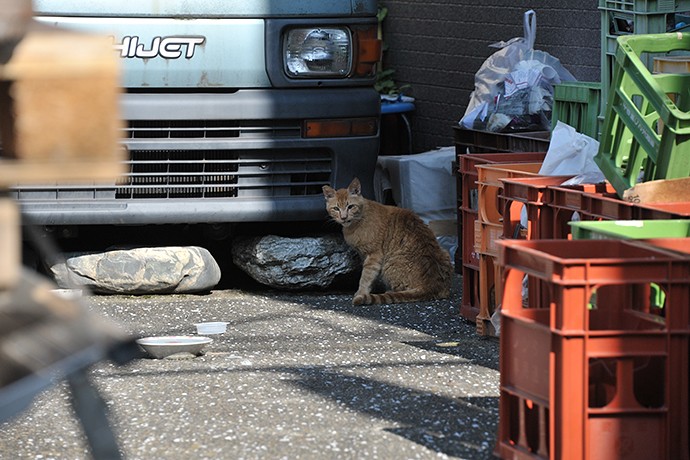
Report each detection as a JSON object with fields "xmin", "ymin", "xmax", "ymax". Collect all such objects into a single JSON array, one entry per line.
[
  {"xmin": 331, "ymin": 206, "xmax": 340, "ymax": 212},
  {"xmin": 347, "ymin": 204, "xmax": 356, "ymax": 210}
]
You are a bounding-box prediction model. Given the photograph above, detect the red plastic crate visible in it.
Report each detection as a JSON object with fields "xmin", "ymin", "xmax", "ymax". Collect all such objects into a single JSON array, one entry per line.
[
  {"xmin": 498, "ymin": 239, "xmax": 690, "ymax": 328},
  {"xmin": 496, "ymin": 239, "xmax": 690, "ymax": 460},
  {"xmin": 499, "ymin": 175, "xmax": 574, "ymax": 310},
  {"xmin": 581, "ymin": 190, "xmax": 636, "ymax": 221},
  {"xmin": 459, "ymin": 152, "xmax": 546, "ymax": 211},
  {"xmin": 477, "ymin": 253, "xmax": 501, "ymax": 337},
  {"xmin": 548, "ymin": 183, "xmax": 617, "ymax": 239},
  {"xmin": 634, "ymin": 201, "xmax": 690, "ymax": 219},
  {"xmin": 550, "ymin": 185, "xmax": 588, "ymax": 212},
  {"xmin": 637, "ymin": 237, "xmax": 690, "ymax": 258},
  {"xmin": 499, "ymin": 238, "xmax": 690, "ymax": 334},
  {"xmin": 461, "ymin": 209, "xmax": 480, "ymax": 269},
  {"xmin": 456, "ymin": 152, "xmax": 544, "ymax": 324},
  {"xmin": 500, "ymin": 175, "xmax": 574, "ymax": 240},
  {"xmin": 460, "ymin": 264, "xmax": 480, "ymax": 322},
  {"xmin": 498, "ymin": 316, "xmax": 689, "ymax": 460},
  {"xmin": 454, "ymin": 207, "xmax": 462, "ymax": 271}
]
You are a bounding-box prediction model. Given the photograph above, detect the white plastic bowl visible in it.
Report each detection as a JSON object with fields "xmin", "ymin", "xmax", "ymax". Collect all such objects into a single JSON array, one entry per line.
[
  {"xmin": 194, "ymin": 321, "xmax": 228, "ymax": 335},
  {"xmin": 136, "ymin": 336, "xmax": 213, "ymax": 359},
  {"xmin": 51, "ymin": 288, "xmax": 83, "ymax": 300}
]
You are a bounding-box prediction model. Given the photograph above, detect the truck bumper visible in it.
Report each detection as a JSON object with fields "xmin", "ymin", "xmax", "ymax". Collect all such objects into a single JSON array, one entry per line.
[{"xmin": 15, "ymin": 88, "xmax": 380, "ymax": 225}]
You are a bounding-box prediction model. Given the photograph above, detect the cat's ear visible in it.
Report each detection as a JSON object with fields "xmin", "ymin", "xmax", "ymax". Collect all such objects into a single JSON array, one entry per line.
[
  {"xmin": 348, "ymin": 177, "xmax": 361, "ymax": 196},
  {"xmin": 322, "ymin": 185, "xmax": 336, "ymax": 199}
]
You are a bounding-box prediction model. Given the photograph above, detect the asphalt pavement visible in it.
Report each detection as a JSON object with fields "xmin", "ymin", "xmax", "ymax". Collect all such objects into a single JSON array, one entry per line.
[{"xmin": 0, "ymin": 272, "xmax": 500, "ymax": 460}]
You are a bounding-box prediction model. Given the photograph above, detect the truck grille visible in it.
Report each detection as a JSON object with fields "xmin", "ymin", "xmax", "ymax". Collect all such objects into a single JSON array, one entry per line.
[
  {"xmin": 124, "ymin": 120, "xmax": 302, "ymax": 139},
  {"xmin": 12, "ymin": 148, "xmax": 332, "ymax": 200},
  {"xmin": 117, "ymin": 149, "xmax": 331, "ymax": 199}
]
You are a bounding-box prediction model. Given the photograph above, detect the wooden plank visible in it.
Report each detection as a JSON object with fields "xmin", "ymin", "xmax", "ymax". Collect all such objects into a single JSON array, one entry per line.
[
  {"xmin": 0, "ymin": 28, "xmax": 123, "ymax": 181},
  {"xmin": 0, "ymin": 159, "xmax": 126, "ymax": 187},
  {"xmin": 0, "ymin": 198, "xmax": 19, "ymax": 289}
]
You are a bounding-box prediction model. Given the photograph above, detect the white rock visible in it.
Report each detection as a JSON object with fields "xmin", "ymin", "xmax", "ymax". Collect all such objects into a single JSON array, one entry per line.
[{"xmin": 50, "ymin": 246, "xmax": 221, "ymax": 294}]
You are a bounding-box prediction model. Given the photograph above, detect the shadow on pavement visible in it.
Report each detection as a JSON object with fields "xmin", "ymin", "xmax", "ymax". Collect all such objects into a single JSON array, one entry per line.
[{"xmin": 286, "ymin": 367, "xmax": 499, "ymax": 459}]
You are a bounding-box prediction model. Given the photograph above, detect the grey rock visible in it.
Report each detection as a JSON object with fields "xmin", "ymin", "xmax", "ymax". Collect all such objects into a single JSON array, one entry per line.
[
  {"xmin": 50, "ymin": 246, "xmax": 221, "ymax": 294},
  {"xmin": 231, "ymin": 234, "xmax": 360, "ymax": 289}
]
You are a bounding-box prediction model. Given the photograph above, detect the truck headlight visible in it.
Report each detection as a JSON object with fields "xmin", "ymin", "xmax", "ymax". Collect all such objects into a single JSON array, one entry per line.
[{"xmin": 284, "ymin": 27, "xmax": 351, "ymax": 78}]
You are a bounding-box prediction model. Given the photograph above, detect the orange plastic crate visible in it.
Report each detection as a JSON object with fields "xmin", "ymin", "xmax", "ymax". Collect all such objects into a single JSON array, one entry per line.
[
  {"xmin": 477, "ymin": 162, "xmax": 545, "ymax": 187},
  {"xmin": 476, "ymin": 163, "xmax": 543, "ymax": 225},
  {"xmin": 474, "ymin": 219, "xmax": 503, "ymax": 258},
  {"xmin": 457, "ymin": 153, "xmax": 546, "ymax": 282},
  {"xmin": 459, "ymin": 152, "xmax": 547, "ymax": 175}
]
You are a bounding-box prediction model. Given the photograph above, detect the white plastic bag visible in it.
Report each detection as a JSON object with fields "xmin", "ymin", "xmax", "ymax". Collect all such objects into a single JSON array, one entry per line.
[
  {"xmin": 539, "ymin": 121, "xmax": 605, "ymax": 184},
  {"xmin": 519, "ymin": 121, "xmax": 604, "ymax": 229},
  {"xmin": 460, "ymin": 10, "xmax": 575, "ymax": 132}
]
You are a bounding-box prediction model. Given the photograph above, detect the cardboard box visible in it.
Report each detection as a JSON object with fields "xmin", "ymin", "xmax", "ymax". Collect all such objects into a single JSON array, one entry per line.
[{"xmin": 622, "ymin": 177, "xmax": 690, "ymax": 204}]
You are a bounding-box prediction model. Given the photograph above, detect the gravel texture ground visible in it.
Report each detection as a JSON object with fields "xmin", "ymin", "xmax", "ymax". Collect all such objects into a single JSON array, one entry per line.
[{"xmin": 0, "ymin": 273, "xmax": 500, "ymax": 460}]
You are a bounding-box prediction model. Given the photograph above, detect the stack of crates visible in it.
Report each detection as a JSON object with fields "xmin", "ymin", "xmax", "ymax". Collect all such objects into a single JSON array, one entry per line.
[
  {"xmin": 495, "ymin": 238, "xmax": 690, "ymax": 459},
  {"xmin": 456, "ymin": 152, "xmax": 546, "ymax": 326},
  {"xmin": 497, "ymin": 175, "xmax": 576, "ymax": 313},
  {"xmin": 599, "ymin": 0, "xmax": 690, "ymax": 120},
  {"xmin": 472, "ymin": 162, "xmax": 543, "ymax": 336},
  {"xmin": 595, "ymin": 32, "xmax": 690, "ymax": 197}
]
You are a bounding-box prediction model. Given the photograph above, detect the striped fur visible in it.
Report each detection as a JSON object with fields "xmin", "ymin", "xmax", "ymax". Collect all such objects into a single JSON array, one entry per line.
[{"xmin": 323, "ymin": 177, "xmax": 453, "ymax": 306}]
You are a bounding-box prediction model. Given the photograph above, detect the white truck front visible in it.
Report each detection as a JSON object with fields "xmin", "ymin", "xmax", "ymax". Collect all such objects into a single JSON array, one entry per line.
[{"xmin": 19, "ymin": 0, "xmax": 381, "ymax": 226}]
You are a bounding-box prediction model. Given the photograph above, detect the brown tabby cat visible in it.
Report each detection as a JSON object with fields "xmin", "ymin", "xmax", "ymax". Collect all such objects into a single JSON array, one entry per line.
[{"xmin": 322, "ymin": 177, "xmax": 453, "ymax": 305}]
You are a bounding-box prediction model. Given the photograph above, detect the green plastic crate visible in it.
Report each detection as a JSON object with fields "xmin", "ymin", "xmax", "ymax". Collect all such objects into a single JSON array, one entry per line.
[
  {"xmin": 570, "ymin": 219, "xmax": 690, "ymax": 239},
  {"xmin": 601, "ymin": 9, "xmax": 676, "ymax": 59},
  {"xmin": 552, "ymin": 82, "xmax": 601, "ymax": 139},
  {"xmin": 598, "ymin": 4, "xmax": 687, "ymax": 119},
  {"xmin": 595, "ymin": 32, "xmax": 690, "ymax": 197},
  {"xmin": 570, "ymin": 218, "xmax": 690, "ymax": 309},
  {"xmin": 599, "ymin": 0, "xmax": 690, "ymax": 13}
]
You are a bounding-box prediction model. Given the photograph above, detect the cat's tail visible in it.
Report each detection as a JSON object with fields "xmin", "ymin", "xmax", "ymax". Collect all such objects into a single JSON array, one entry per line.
[{"xmin": 354, "ymin": 288, "xmax": 442, "ymax": 306}]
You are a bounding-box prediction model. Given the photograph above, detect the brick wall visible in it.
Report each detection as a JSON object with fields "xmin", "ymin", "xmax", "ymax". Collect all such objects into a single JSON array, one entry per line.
[{"xmin": 379, "ymin": 1, "xmax": 600, "ymax": 152}]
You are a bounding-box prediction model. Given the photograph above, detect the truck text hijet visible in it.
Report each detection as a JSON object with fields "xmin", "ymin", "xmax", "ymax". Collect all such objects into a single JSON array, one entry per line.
[{"xmin": 17, "ymin": 0, "xmax": 382, "ymax": 226}]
